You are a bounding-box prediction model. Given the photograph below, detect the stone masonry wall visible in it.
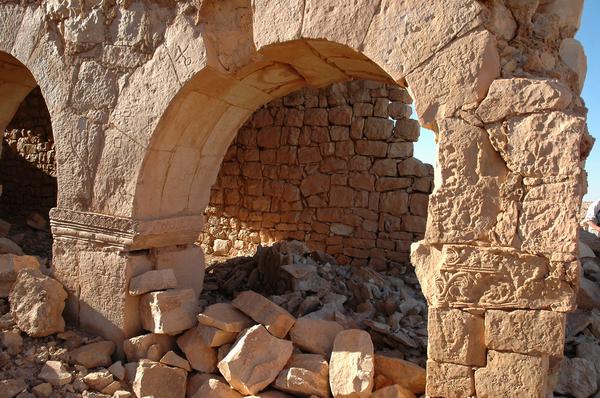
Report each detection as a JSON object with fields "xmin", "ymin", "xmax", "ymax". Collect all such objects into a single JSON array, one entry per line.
[
  {"xmin": 201, "ymin": 80, "xmax": 433, "ymax": 269},
  {"xmin": 0, "ymin": 87, "xmax": 56, "ymax": 219}
]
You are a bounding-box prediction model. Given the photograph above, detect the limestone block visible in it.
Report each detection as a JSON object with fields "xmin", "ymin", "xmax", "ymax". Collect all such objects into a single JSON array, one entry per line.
[
  {"xmin": 197, "ymin": 323, "xmax": 238, "ymax": 347},
  {"xmin": 555, "ymin": 357, "xmax": 597, "ymax": 398},
  {"xmin": 273, "ymin": 353, "xmax": 329, "ymax": 398},
  {"xmin": 9, "ymin": 269, "xmax": 67, "ymax": 337},
  {"xmin": 39, "ymin": 361, "xmax": 72, "ymax": 386},
  {"xmin": 123, "ymin": 333, "xmax": 174, "ymax": 362},
  {"xmin": 160, "ymin": 350, "xmax": 191, "ymax": 372},
  {"xmin": 329, "ymin": 329, "xmax": 374, "ymax": 398},
  {"xmin": 83, "ymin": 370, "xmax": 114, "ymax": 391},
  {"xmin": 559, "ymin": 38, "xmax": 587, "ymax": 93},
  {"xmin": 193, "ymin": 378, "xmax": 243, "ymax": 398},
  {"xmin": 128, "ymin": 269, "xmax": 177, "ymax": 296},
  {"xmin": 474, "ymin": 350, "xmax": 549, "ymax": 397},
  {"xmin": 578, "ymin": 277, "xmax": 600, "ymax": 310},
  {"xmin": 487, "ymin": 112, "xmax": 585, "ymax": 177},
  {"xmin": 232, "ymin": 291, "xmax": 295, "ymax": 338},
  {"xmin": 289, "ymin": 317, "xmax": 344, "ymax": 356},
  {"xmin": 576, "ymin": 340, "xmax": 600, "ymax": 386},
  {"xmin": 485, "ymin": 310, "xmax": 565, "ymax": 357},
  {"xmin": 425, "ymin": 360, "xmax": 474, "ymax": 398},
  {"xmin": 477, "ymin": 78, "xmax": 572, "ymax": 123},
  {"xmin": 132, "ymin": 359, "xmax": 187, "ymax": 398},
  {"xmin": 0, "ymin": 254, "xmax": 41, "ymax": 297},
  {"xmin": 371, "ymin": 385, "xmax": 415, "ymax": 398},
  {"xmin": 406, "ymin": 29, "xmax": 499, "ymax": 128},
  {"xmin": 140, "ymin": 288, "xmax": 198, "ymax": 335},
  {"xmin": 177, "ymin": 326, "xmax": 218, "ymax": 373},
  {"xmin": 428, "ymin": 308, "xmax": 485, "ymax": 366},
  {"xmin": 413, "ymin": 243, "xmax": 577, "ymax": 311},
  {"xmin": 69, "ymin": 341, "xmax": 115, "ymax": 369},
  {"xmin": 198, "ymin": 302, "xmax": 253, "ymax": 332},
  {"xmin": 218, "ymin": 325, "xmax": 293, "ymax": 395},
  {"xmin": 374, "ymin": 354, "xmax": 426, "ymax": 394},
  {"xmin": 155, "ymin": 245, "xmax": 205, "ymax": 296}
]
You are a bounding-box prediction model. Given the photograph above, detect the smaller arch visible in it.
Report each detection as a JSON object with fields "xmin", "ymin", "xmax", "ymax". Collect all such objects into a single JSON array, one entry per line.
[{"xmin": 0, "ymin": 52, "xmax": 37, "ymax": 132}]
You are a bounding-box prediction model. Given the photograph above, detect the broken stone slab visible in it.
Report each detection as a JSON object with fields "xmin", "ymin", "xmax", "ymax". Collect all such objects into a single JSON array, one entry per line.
[
  {"xmin": 160, "ymin": 350, "xmax": 191, "ymax": 372},
  {"xmin": 273, "ymin": 353, "xmax": 329, "ymax": 398},
  {"xmin": 289, "ymin": 317, "xmax": 344, "ymax": 356},
  {"xmin": 1, "ymin": 378, "xmax": 27, "ymax": 398},
  {"xmin": 39, "ymin": 360, "xmax": 72, "ymax": 386},
  {"xmin": 101, "ymin": 380, "xmax": 122, "ymax": 395},
  {"xmin": 69, "ymin": 341, "xmax": 115, "ymax": 369},
  {"xmin": 32, "ymin": 382, "xmax": 53, "ymax": 398},
  {"xmin": 374, "ymin": 353, "xmax": 426, "ymax": 394},
  {"xmin": 329, "ymin": 329, "xmax": 374, "ymax": 398},
  {"xmin": 578, "ymin": 277, "xmax": 600, "ymax": 310},
  {"xmin": 484, "ymin": 309, "xmax": 565, "ymax": 357},
  {"xmin": 371, "ymin": 384, "xmax": 416, "ymax": 398},
  {"xmin": 192, "ymin": 378, "xmax": 243, "ymax": 398},
  {"xmin": 133, "ymin": 359, "xmax": 187, "ymax": 398},
  {"xmin": 218, "ymin": 324, "xmax": 293, "ymax": 395},
  {"xmin": 123, "ymin": 333, "xmax": 174, "ymax": 362},
  {"xmin": 108, "ymin": 361, "xmax": 126, "ymax": 381},
  {"xmin": 83, "ymin": 370, "xmax": 114, "ymax": 391},
  {"xmin": 1, "ymin": 330, "xmax": 23, "ymax": 355},
  {"xmin": 140, "ymin": 288, "xmax": 199, "ymax": 335},
  {"xmin": 9, "ymin": 269, "xmax": 67, "ymax": 337},
  {"xmin": 129, "ymin": 269, "xmax": 178, "ymax": 295},
  {"xmin": 474, "ymin": 350, "xmax": 549, "ymax": 397},
  {"xmin": 197, "ymin": 323, "xmax": 238, "ymax": 347},
  {"xmin": 0, "ymin": 237, "xmax": 24, "ymax": 255},
  {"xmin": 198, "ymin": 302, "xmax": 254, "ymax": 332},
  {"xmin": 555, "ymin": 357, "xmax": 598, "ymax": 398},
  {"xmin": 232, "ymin": 290, "xmax": 296, "ymax": 338},
  {"xmin": 0, "ymin": 254, "xmax": 41, "ymax": 297},
  {"xmin": 177, "ymin": 326, "xmax": 218, "ymax": 373}
]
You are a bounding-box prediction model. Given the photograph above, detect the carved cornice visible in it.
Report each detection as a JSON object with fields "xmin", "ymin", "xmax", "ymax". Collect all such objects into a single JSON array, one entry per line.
[{"xmin": 49, "ymin": 208, "xmax": 204, "ymax": 250}]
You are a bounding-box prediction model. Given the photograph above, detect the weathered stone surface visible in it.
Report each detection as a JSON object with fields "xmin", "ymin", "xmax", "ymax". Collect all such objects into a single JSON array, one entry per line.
[
  {"xmin": 123, "ymin": 333, "xmax": 174, "ymax": 362},
  {"xmin": 288, "ymin": 317, "xmax": 344, "ymax": 356},
  {"xmin": 426, "ymin": 360, "xmax": 473, "ymax": 398},
  {"xmin": 9, "ymin": 269, "xmax": 67, "ymax": 337},
  {"xmin": 485, "ymin": 310, "xmax": 565, "ymax": 357},
  {"xmin": 374, "ymin": 354, "xmax": 426, "ymax": 394},
  {"xmin": 133, "ymin": 359, "xmax": 187, "ymax": 398},
  {"xmin": 274, "ymin": 353, "xmax": 329, "ymax": 398},
  {"xmin": 140, "ymin": 288, "xmax": 198, "ymax": 335},
  {"xmin": 555, "ymin": 357, "xmax": 598, "ymax": 398},
  {"xmin": 177, "ymin": 326, "xmax": 218, "ymax": 373},
  {"xmin": 218, "ymin": 325, "xmax": 293, "ymax": 395},
  {"xmin": 39, "ymin": 361, "xmax": 72, "ymax": 386},
  {"xmin": 69, "ymin": 341, "xmax": 115, "ymax": 369},
  {"xmin": 474, "ymin": 351, "xmax": 549, "ymax": 397},
  {"xmin": 329, "ymin": 329, "xmax": 374, "ymax": 398},
  {"xmin": 477, "ymin": 78, "xmax": 572, "ymax": 123},
  {"xmin": 160, "ymin": 350, "xmax": 191, "ymax": 372},
  {"xmin": 198, "ymin": 303, "xmax": 253, "ymax": 333},
  {"xmin": 197, "ymin": 323, "xmax": 238, "ymax": 347},
  {"xmin": 232, "ymin": 291, "xmax": 295, "ymax": 338},
  {"xmin": 371, "ymin": 384, "xmax": 415, "ymax": 398},
  {"xmin": 406, "ymin": 29, "xmax": 499, "ymax": 128},
  {"xmin": 0, "ymin": 254, "xmax": 41, "ymax": 297},
  {"xmin": 83, "ymin": 370, "xmax": 114, "ymax": 391},
  {"xmin": 428, "ymin": 308, "xmax": 485, "ymax": 366},
  {"xmin": 559, "ymin": 38, "xmax": 587, "ymax": 93},
  {"xmin": 576, "ymin": 340, "xmax": 600, "ymax": 389},
  {"xmin": 193, "ymin": 378, "xmax": 243, "ymax": 398},
  {"xmin": 128, "ymin": 269, "xmax": 178, "ymax": 296},
  {"xmin": 578, "ymin": 277, "xmax": 600, "ymax": 310}
]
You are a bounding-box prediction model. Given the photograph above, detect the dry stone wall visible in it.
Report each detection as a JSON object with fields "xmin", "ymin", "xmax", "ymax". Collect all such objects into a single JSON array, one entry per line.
[
  {"xmin": 0, "ymin": 87, "xmax": 56, "ymax": 219},
  {"xmin": 202, "ymin": 81, "xmax": 433, "ymax": 268}
]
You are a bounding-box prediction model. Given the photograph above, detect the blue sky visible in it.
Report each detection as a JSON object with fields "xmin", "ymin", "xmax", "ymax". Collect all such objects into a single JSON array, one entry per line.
[{"xmin": 413, "ymin": 1, "xmax": 600, "ymax": 200}]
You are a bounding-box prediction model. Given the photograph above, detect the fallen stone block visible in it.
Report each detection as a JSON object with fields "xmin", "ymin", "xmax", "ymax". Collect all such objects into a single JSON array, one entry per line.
[
  {"xmin": 1, "ymin": 378, "xmax": 27, "ymax": 398},
  {"xmin": 133, "ymin": 359, "xmax": 187, "ymax": 398},
  {"xmin": 371, "ymin": 384, "xmax": 416, "ymax": 398},
  {"xmin": 32, "ymin": 382, "xmax": 53, "ymax": 398},
  {"xmin": 198, "ymin": 302, "xmax": 254, "ymax": 332},
  {"xmin": 160, "ymin": 350, "xmax": 192, "ymax": 371},
  {"xmin": 9, "ymin": 269, "xmax": 67, "ymax": 337},
  {"xmin": 69, "ymin": 341, "xmax": 115, "ymax": 369},
  {"xmin": 578, "ymin": 277, "xmax": 600, "ymax": 310},
  {"xmin": 0, "ymin": 237, "xmax": 23, "ymax": 255},
  {"xmin": 101, "ymin": 380, "xmax": 122, "ymax": 395},
  {"xmin": 1, "ymin": 330, "xmax": 23, "ymax": 355},
  {"xmin": 129, "ymin": 269, "xmax": 178, "ymax": 296},
  {"xmin": 374, "ymin": 354, "xmax": 426, "ymax": 394},
  {"xmin": 108, "ymin": 361, "xmax": 126, "ymax": 381},
  {"xmin": 39, "ymin": 360, "xmax": 72, "ymax": 386},
  {"xmin": 218, "ymin": 324, "xmax": 293, "ymax": 395},
  {"xmin": 232, "ymin": 291, "xmax": 296, "ymax": 338},
  {"xmin": 83, "ymin": 370, "xmax": 114, "ymax": 391},
  {"xmin": 140, "ymin": 288, "xmax": 198, "ymax": 335},
  {"xmin": 192, "ymin": 378, "xmax": 243, "ymax": 398},
  {"xmin": 0, "ymin": 254, "xmax": 41, "ymax": 297},
  {"xmin": 187, "ymin": 373, "xmax": 220, "ymax": 397},
  {"xmin": 177, "ymin": 326, "xmax": 218, "ymax": 373},
  {"xmin": 329, "ymin": 329, "xmax": 374, "ymax": 398},
  {"xmin": 123, "ymin": 333, "xmax": 174, "ymax": 362},
  {"xmin": 289, "ymin": 317, "xmax": 344, "ymax": 356},
  {"xmin": 274, "ymin": 353, "xmax": 329, "ymax": 398},
  {"xmin": 197, "ymin": 323, "xmax": 238, "ymax": 347},
  {"xmin": 555, "ymin": 357, "xmax": 598, "ymax": 398}
]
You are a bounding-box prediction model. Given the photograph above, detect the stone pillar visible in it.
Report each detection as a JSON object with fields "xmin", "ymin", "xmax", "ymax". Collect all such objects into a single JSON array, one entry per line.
[{"xmin": 49, "ymin": 208, "xmax": 206, "ymax": 345}]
